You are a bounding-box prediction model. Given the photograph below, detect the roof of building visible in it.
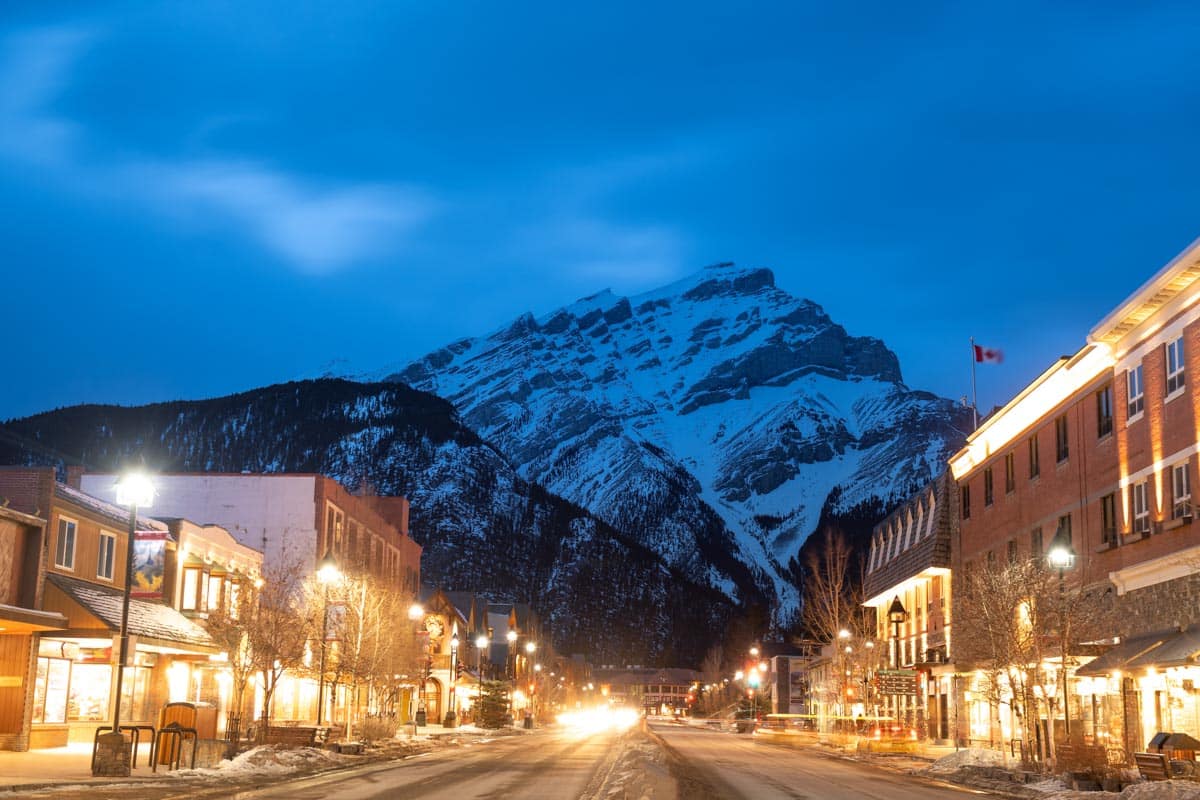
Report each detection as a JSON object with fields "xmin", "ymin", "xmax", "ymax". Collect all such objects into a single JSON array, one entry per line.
[
  {"xmin": 46, "ymin": 573, "xmax": 215, "ymax": 650},
  {"xmin": 54, "ymin": 483, "xmax": 166, "ymax": 532}
]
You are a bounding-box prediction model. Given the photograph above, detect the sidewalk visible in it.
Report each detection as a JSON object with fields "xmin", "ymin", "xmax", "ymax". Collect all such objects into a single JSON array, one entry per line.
[{"xmin": 0, "ymin": 724, "xmax": 498, "ymax": 791}]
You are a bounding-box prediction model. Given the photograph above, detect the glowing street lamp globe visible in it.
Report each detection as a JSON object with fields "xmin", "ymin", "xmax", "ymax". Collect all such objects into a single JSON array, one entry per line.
[{"xmin": 115, "ymin": 472, "xmax": 155, "ymax": 508}]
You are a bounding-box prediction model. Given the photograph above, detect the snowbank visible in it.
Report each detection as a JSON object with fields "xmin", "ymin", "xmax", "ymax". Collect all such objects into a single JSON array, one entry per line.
[
  {"xmin": 926, "ymin": 747, "xmax": 1009, "ymax": 773},
  {"xmin": 173, "ymin": 744, "xmax": 356, "ymax": 778}
]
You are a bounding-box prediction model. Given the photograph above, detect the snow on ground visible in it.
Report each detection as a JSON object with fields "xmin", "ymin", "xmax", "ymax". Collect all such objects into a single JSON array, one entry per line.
[
  {"xmin": 172, "ymin": 744, "xmax": 358, "ymax": 778},
  {"xmin": 926, "ymin": 747, "xmax": 1009, "ymax": 773},
  {"xmin": 1118, "ymin": 782, "xmax": 1200, "ymax": 799}
]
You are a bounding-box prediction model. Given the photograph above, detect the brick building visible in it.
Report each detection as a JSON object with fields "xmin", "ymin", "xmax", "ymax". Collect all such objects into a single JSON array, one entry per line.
[
  {"xmin": 950, "ymin": 236, "xmax": 1200, "ymax": 757},
  {"xmin": 79, "ymin": 473, "xmax": 420, "ymax": 592}
]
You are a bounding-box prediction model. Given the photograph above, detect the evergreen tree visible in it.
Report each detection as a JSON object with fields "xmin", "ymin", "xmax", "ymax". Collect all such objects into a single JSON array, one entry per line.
[{"xmin": 478, "ymin": 680, "xmax": 510, "ymax": 729}]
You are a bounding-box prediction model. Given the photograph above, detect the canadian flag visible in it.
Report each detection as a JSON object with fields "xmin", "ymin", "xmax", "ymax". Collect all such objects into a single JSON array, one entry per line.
[{"xmin": 974, "ymin": 344, "xmax": 1003, "ymax": 364}]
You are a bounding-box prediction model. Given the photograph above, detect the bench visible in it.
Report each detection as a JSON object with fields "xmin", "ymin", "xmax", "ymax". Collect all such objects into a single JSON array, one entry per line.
[
  {"xmin": 1135, "ymin": 752, "xmax": 1171, "ymax": 781},
  {"xmin": 1132, "ymin": 752, "xmax": 1200, "ymax": 781},
  {"xmin": 263, "ymin": 726, "xmax": 320, "ymax": 747},
  {"xmin": 260, "ymin": 725, "xmax": 347, "ymax": 747}
]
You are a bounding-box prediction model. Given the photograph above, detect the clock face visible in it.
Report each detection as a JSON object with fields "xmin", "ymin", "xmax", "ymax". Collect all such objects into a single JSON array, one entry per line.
[{"xmin": 425, "ymin": 617, "xmax": 444, "ymax": 638}]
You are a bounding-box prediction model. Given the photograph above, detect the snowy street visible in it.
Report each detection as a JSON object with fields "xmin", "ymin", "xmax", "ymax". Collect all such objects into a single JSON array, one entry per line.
[{"xmin": 647, "ymin": 722, "xmax": 1007, "ymax": 800}]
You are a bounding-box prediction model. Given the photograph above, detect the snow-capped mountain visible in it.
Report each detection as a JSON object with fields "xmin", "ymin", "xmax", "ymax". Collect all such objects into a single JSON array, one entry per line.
[
  {"xmin": 0, "ymin": 380, "xmax": 734, "ymax": 666},
  {"xmin": 394, "ymin": 263, "xmax": 972, "ymax": 618}
]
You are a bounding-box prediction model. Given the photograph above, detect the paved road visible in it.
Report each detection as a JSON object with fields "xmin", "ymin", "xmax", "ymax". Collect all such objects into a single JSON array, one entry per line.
[
  {"xmin": 216, "ymin": 729, "xmax": 631, "ymax": 800},
  {"xmin": 649, "ymin": 722, "xmax": 1005, "ymax": 800}
]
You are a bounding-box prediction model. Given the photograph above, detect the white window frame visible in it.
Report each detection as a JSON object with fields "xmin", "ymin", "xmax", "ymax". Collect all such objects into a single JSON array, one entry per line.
[
  {"xmin": 96, "ymin": 531, "xmax": 117, "ymax": 581},
  {"xmin": 55, "ymin": 517, "xmax": 77, "ymax": 571},
  {"xmin": 1167, "ymin": 336, "xmax": 1186, "ymax": 397},
  {"xmin": 1132, "ymin": 481, "xmax": 1150, "ymax": 534},
  {"xmin": 1173, "ymin": 462, "xmax": 1192, "ymax": 520},
  {"xmin": 1128, "ymin": 364, "xmax": 1145, "ymax": 421},
  {"xmin": 181, "ymin": 567, "xmax": 205, "ymax": 612}
]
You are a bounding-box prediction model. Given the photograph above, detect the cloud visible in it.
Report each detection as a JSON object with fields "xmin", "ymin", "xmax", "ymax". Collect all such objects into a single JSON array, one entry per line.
[
  {"xmin": 0, "ymin": 26, "xmax": 90, "ymax": 165},
  {"xmin": 134, "ymin": 159, "xmax": 432, "ymax": 274},
  {"xmin": 0, "ymin": 26, "xmax": 432, "ymax": 274}
]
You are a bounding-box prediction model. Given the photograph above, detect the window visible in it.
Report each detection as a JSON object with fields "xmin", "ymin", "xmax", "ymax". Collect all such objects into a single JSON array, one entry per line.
[
  {"xmin": 1167, "ymin": 335, "xmax": 1186, "ymax": 396},
  {"xmin": 1005, "ymin": 453, "xmax": 1015, "ymax": 493},
  {"xmin": 1057, "ymin": 514, "xmax": 1072, "ymax": 546},
  {"xmin": 1007, "ymin": 539, "xmax": 1018, "ymax": 563},
  {"xmin": 960, "ymin": 485, "xmax": 971, "ymax": 520},
  {"xmin": 55, "ymin": 518, "xmax": 76, "ymax": 570},
  {"xmin": 1028, "ymin": 434, "xmax": 1040, "ymax": 479},
  {"xmin": 97, "ymin": 531, "xmax": 116, "ymax": 581},
  {"xmin": 984, "ymin": 468, "xmax": 994, "ymax": 506},
  {"xmin": 181, "ymin": 566, "xmax": 210, "ymax": 612},
  {"xmin": 1055, "ymin": 415, "xmax": 1069, "ymax": 462},
  {"xmin": 1173, "ymin": 462, "xmax": 1192, "ymax": 520},
  {"xmin": 1096, "ymin": 384, "xmax": 1113, "ymax": 438},
  {"xmin": 1128, "ymin": 364, "xmax": 1145, "ymax": 419},
  {"xmin": 1132, "ymin": 481, "xmax": 1150, "ymax": 535},
  {"xmin": 1101, "ymin": 493, "xmax": 1117, "ymax": 546},
  {"xmin": 1031, "ymin": 526, "xmax": 1043, "ymax": 555}
]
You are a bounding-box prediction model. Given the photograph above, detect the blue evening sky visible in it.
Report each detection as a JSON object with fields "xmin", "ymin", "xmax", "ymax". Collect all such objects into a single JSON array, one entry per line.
[{"xmin": 3, "ymin": 1, "xmax": 1200, "ymax": 420}]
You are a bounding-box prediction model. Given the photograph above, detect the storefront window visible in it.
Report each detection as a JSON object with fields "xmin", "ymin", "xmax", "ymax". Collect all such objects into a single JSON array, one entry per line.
[
  {"xmin": 32, "ymin": 658, "xmax": 70, "ymax": 723},
  {"xmin": 119, "ymin": 664, "xmax": 153, "ymax": 721},
  {"xmin": 68, "ymin": 663, "xmax": 112, "ymax": 721}
]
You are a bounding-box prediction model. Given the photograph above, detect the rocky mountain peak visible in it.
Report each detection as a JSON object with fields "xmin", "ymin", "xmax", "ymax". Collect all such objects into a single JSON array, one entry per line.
[{"xmin": 391, "ymin": 264, "xmax": 971, "ymax": 623}]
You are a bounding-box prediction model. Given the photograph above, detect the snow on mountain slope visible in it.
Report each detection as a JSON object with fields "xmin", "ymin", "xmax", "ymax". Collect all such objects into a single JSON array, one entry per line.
[{"xmin": 393, "ymin": 263, "xmax": 971, "ymax": 618}]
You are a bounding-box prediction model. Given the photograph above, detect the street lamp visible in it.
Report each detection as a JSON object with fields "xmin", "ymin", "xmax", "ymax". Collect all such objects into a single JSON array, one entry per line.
[
  {"xmin": 506, "ymin": 630, "xmax": 518, "ymax": 720},
  {"xmin": 475, "ymin": 634, "xmax": 488, "ymax": 724},
  {"xmin": 1048, "ymin": 523, "xmax": 1077, "ymax": 738},
  {"xmin": 444, "ymin": 632, "xmax": 459, "ymax": 728},
  {"xmin": 887, "ymin": 596, "xmax": 907, "ymax": 669},
  {"xmin": 407, "ymin": 603, "xmax": 425, "ymax": 726},
  {"xmin": 316, "ymin": 551, "xmax": 340, "ymax": 726},
  {"xmin": 101, "ymin": 472, "xmax": 153, "ymax": 776},
  {"xmin": 887, "ymin": 596, "xmax": 908, "ymax": 733}
]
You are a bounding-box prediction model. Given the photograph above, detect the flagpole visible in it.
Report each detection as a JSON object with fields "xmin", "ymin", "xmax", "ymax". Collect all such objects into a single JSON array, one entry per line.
[{"xmin": 969, "ymin": 337, "xmax": 979, "ymax": 431}]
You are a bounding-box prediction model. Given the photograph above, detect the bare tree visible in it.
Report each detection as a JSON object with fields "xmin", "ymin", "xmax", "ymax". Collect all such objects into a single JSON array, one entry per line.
[
  {"xmin": 204, "ymin": 578, "xmax": 259, "ymax": 738},
  {"xmin": 243, "ymin": 560, "xmax": 309, "ymax": 737},
  {"xmin": 801, "ymin": 527, "xmax": 866, "ymax": 642},
  {"xmin": 956, "ymin": 556, "xmax": 1117, "ymax": 769}
]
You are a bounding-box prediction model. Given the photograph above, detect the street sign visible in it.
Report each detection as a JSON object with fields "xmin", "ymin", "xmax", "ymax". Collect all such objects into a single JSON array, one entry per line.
[{"xmin": 876, "ymin": 669, "xmax": 918, "ymax": 696}]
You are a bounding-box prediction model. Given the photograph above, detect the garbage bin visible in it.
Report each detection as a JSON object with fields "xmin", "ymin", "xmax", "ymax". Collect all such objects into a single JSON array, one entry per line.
[{"xmin": 523, "ymin": 712, "xmax": 533, "ymax": 729}]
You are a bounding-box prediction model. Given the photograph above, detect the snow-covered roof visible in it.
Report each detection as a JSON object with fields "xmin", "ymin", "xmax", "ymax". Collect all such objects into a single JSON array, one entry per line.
[
  {"xmin": 46, "ymin": 573, "xmax": 215, "ymax": 650},
  {"xmin": 54, "ymin": 483, "xmax": 167, "ymax": 532}
]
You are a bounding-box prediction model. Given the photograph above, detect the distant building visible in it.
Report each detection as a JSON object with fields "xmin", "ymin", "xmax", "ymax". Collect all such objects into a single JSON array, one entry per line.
[{"xmin": 593, "ymin": 667, "xmax": 699, "ymax": 714}]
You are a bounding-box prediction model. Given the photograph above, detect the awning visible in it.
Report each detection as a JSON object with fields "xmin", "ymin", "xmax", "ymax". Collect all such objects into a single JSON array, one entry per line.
[
  {"xmin": 44, "ymin": 573, "xmax": 217, "ymax": 653},
  {"xmin": 0, "ymin": 603, "xmax": 67, "ymax": 633},
  {"xmin": 1076, "ymin": 631, "xmax": 1172, "ymax": 676},
  {"xmin": 1126, "ymin": 628, "xmax": 1200, "ymax": 670}
]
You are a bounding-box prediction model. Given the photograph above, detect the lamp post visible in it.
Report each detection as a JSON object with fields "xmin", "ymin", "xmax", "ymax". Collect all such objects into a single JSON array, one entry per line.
[
  {"xmin": 98, "ymin": 472, "xmax": 153, "ymax": 776},
  {"xmin": 444, "ymin": 632, "xmax": 459, "ymax": 728},
  {"xmin": 506, "ymin": 629, "xmax": 517, "ymax": 721},
  {"xmin": 407, "ymin": 603, "xmax": 424, "ymax": 726},
  {"xmin": 316, "ymin": 551, "xmax": 340, "ymax": 726},
  {"xmin": 1048, "ymin": 525, "xmax": 1077, "ymax": 740},
  {"xmin": 475, "ymin": 633, "xmax": 488, "ymax": 724},
  {"xmin": 888, "ymin": 596, "xmax": 908, "ymax": 731},
  {"xmin": 523, "ymin": 641, "xmax": 536, "ymax": 727}
]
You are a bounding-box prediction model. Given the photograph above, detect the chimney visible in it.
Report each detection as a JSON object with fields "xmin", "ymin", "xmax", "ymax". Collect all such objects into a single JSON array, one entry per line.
[{"xmin": 65, "ymin": 465, "xmax": 85, "ymax": 490}]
